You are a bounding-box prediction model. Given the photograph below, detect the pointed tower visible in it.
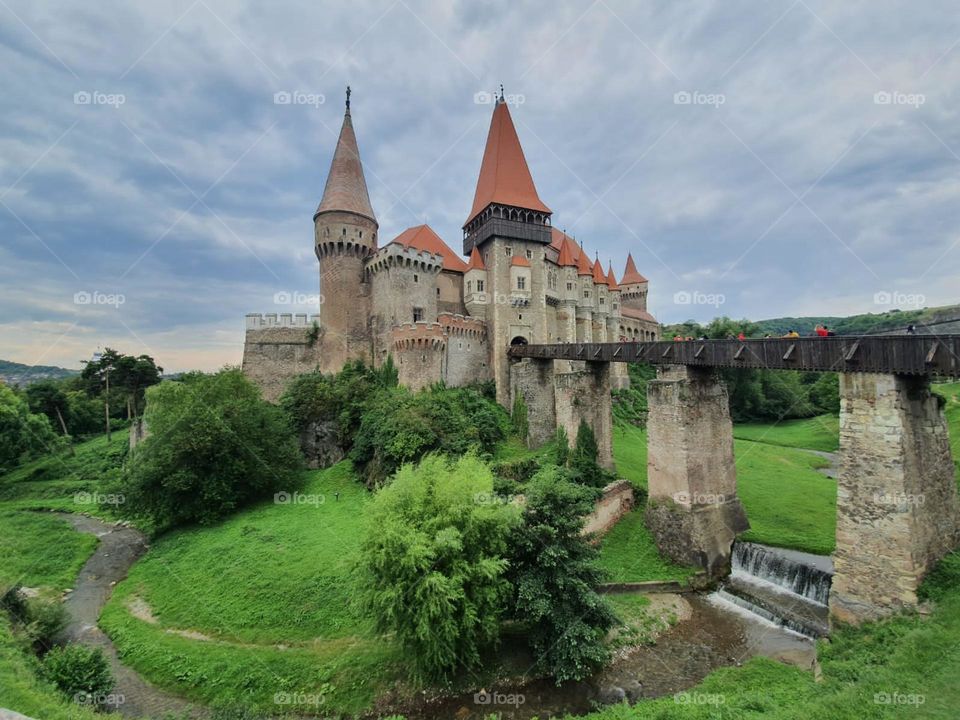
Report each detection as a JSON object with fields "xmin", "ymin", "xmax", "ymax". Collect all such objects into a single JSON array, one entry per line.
[
  {"xmin": 620, "ymin": 253, "xmax": 649, "ymax": 313},
  {"xmin": 463, "ymin": 91, "xmax": 553, "ymax": 404},
  {"xmin": 314, "ymin": 87, "xmax": 377, "ymax": 369}
]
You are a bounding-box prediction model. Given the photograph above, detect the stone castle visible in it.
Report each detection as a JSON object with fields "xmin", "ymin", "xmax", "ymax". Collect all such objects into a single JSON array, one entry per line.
[{"xmin": 242, "ymin": 89, "xmax": 659, "ymax": 402}]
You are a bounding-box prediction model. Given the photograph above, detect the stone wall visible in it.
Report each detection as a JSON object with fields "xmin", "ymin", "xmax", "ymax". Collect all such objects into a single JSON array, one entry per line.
[
  {"xmin": 554, "ymin": 362, "xmax": 613, "ymax": 468},
  {"xmin": 439, "ymin": 313, "xmax": 491, "ymax": 387},
  {"xmin": 583, "ymin": 480, "xmax": 635, "ymax": 536},
  {"xmin": 830, "ymin": 373, "xmax": 960, "ymax": 624},
  {"xmin": 645, "ymin": 365, "xmax": 748, "ymax": 576},
  {"xmin": 392, "ymin": 323, "xmax": 446, "ymax": 391},
  {"xmin": 509, "ymin": 358, "xmax": 557, "ymax": 446},
  {"xmin": 242, "ymin": 316, "xmax": 325, "ymax": 402}
]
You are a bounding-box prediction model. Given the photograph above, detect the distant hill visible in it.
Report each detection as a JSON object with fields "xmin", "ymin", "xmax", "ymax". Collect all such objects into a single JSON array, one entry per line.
[{"xmin": 0, "ymin": 359, "xmax": 79, "ymax": 387}]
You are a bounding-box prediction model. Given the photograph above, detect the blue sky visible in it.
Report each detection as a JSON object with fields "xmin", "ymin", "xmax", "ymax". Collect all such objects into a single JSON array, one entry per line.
[{"xmin": 1, "ymin": 0, "xmax": 958, "ymax": 371}]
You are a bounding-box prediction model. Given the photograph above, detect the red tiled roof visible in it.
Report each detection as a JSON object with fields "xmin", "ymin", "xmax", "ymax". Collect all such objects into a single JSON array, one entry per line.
[
  {"xmin": 606, "ymin": 262, "xmax": 619, "ymax": 290},
  {"xmin": 556, "ymin": 237, "xmax": 576, "ymax": 267},
  {"xmin": 315, "ymin": 107, "xmax": 377, "ymax": 224},
  {"xmin": 576, "ymin": 244, "xmax": 593, "ymax": 276},
  {"xmin": 621, "ymin": 306, "xmax": 657, "ymax": 322},
  {"xmin": 389, "ymin": 224, "xmax": 468, "ymax": 272},
  {"xmin": 465, "ymin": 100, "xmax": 551, "ymax": 226},
  {"xmin": 591, "ymin": 258, "xmax": 608, "ymax": 285},
  {"xmin": 621, "ymin": 253, "xmax": 648, "ymax": 284},
  {"xmin": 466, "ymin": 246, "xmax": 486, "ymax": 271},
  {"xmin": 511, "ymin": 255, "xmax": 531, "ymax": 267}
]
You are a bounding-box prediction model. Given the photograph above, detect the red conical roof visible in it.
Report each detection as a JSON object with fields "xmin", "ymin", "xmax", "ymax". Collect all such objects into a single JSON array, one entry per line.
[
  {"xmin": 389, "ymin": 224, "xmax": 467, "ymax": 272},
  {"xmin": 466, "ymin": 246, "xmax": 486, "ymax": 271},
  {"xmin": 621, "ymin": 253, "xmax": 647, "ymax": 284},
  {"xmin": 576, "ymin": 244, "xmax": 593, "ymax": 276},
  {"xmin": 315, "ymin": 103, "xmax": 377, "ymax": 225},
  {"xmin": 606, "ymin": 262, "xmax": 619, "ymax": 290},
  {"xmin": 591, "ymin": 257, "xmax": 608, "ymax": 285},
  {"xmin": 556, "ymin": 236, "xmax": 576, "ymax": 267},
  {"xmin": 465, "ymin": 100, "xmax": 551, "ymax": 226}
]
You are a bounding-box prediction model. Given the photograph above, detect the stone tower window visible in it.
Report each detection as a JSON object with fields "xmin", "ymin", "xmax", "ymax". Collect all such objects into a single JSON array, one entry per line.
[
  {"xmin": 342, "ymin": 228, "xmax": 346, "ymax": 235},
  {"xmin": 477, "ymin": 280, "xmax": 484, "ymax": 292},
  {"xmin": 437, "ymin": 288, "xmax": 440, "ymax": 295},
  {"xmin": 467, "ymin": 281, "xmax": 472, "ymax": 294},
  {"xmin": 567, "ymin": 282, "xmax": 573, "ymax": 291},
  {"xmin": 600, "ymin": 297, "xmax": 605, "ymax": 306},
  {"xmin": 505, "ymin": 246, "xmax": 512, "ymax": 256},
  {"xmin": 584, "ymin": 290, "xmax": 590, "ymax": 298},
  {"xmin": 517, "ymin": 276, "xmax": 526, "ymax": 290},
  {"xmin": 526, "ymin": 249, "xmax": 533, "ymax": 259},
  {"xmin": 413, "ymin": 307, "xmax": 423, "ymax": 322},
  {"xmin": 414, "ymin": 274, "xmax": 419, "ymax": 283}
]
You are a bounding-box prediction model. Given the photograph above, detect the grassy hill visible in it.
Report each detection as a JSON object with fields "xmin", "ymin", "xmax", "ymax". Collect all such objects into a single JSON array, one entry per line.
[
  {"xmin": 752, "ymin": 302, "xmax": 960, "ymax": 337},
  {"xmin": 0, "ymin": 359, "xmax": 79, "ymax": 388}
]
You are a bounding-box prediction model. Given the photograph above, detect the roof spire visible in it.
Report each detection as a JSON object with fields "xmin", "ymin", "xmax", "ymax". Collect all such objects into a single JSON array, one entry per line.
[
  {"xmin": 499, "ymin": 83, "xmax": 505, "ymax": 102},
  {"xmin": 314, "ymin": 94, "xmax": 377, "ymax": 225},
  {"xmin": 345, "ymin": 85, "xmax": 351, "ymax": 113}
]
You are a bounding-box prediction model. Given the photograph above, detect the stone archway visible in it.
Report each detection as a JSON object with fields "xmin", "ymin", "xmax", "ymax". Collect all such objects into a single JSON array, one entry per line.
[{"xmin": 510, "ymin": 336, "xmax": 529, "ymax": 346}]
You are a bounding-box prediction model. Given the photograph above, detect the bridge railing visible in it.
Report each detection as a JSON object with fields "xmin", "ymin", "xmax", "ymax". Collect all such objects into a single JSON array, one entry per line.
[{"xmin": 507, "ymin": 335, "xmax": 960, "ymax": 377}]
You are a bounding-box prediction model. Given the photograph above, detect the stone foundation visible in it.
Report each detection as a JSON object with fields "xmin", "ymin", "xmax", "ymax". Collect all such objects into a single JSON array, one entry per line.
[
  {"xmin": 509, "ymin": 358, "xmax": 557, "ymax": 447},
  {"xmin": 645, "ymin": 365, "xmax": 748, "ymax": 576},
  {"xmin": 830, "ymin": 373, "xmax": 960, "ymax": 624}
]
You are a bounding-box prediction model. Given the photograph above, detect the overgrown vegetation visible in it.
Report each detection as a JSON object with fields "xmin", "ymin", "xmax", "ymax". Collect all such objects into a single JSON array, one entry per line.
[
  {"xmin": 122, "ymin": 369, "xmax": 303, "ymax": 529},
  {"xmin": 41, "ymin": 645, "xmax": 113, "ymax": 705}
]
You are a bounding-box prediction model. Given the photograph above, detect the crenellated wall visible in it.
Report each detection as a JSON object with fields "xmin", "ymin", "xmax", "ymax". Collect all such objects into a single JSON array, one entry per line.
[
  {"xmin": 438, "ymin": 313, "xmax": 491, "ymax": 386},
  {"xmin": 391, "ymin": 322, "xmax": 446, "ymax": 391},
  {"xmin": 242, "ymin": 313, "xmax": 324, "ymax": 402}
]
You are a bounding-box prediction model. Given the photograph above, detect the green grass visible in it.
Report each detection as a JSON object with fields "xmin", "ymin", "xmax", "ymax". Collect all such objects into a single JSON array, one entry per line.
[
  {"xmin": 733, "ymin": 414, "xmax": 840, "ymax": 453},
  {"xmin": 934, "ymin": 382, "xmax": 960, "ymax": 469},
  {"xmin": 612, "ymin": 422, "xmax": 648, "ymax": 490},
  {"xmin": 0, "ymin": 615, "xmax": 100, "ymax": 720},
  {"xmin": 99, "ymin": 460, "xmax": 403, "ymax": 714},
  {"xmin": 0, "ymin": 511, "xmax": 97, "ymax": 593},
  {"xmin": 598, "ymin": 511, "xmax": 698, "ymax": 583},
  {"xmin": 574, "ymin": 549, "xmax": 960, "ymax": 719}
]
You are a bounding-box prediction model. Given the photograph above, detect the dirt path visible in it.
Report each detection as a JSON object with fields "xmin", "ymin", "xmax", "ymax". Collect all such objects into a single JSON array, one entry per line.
[
  {"xmin": 803, "ymin": 449, "xmax": 838, "ymax": 478},
  {"xmin": 55, "ymin": 513, "xmax": 204, "ymax": 719}
]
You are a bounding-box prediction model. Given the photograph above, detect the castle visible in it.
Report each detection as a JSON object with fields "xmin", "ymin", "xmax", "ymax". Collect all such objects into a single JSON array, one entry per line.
[{"xmin": 242, "ymin": 89, "xmax": 659, "ymax": 403}]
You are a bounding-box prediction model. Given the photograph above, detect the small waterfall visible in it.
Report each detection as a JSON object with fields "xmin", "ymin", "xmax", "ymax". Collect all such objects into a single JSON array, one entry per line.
[{"xmin": 709, "ymin": 541, "xmax": 833, "ymax": 638}]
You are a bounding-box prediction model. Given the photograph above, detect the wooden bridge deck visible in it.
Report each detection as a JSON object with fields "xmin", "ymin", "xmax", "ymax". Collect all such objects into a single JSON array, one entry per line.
[{"xmin": 507, "ymin": 335, "xmax": 960, "ymax": 377}]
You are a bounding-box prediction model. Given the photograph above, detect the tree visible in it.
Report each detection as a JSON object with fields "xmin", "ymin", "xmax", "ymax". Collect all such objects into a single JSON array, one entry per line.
[
  {"xmin": 80, "ymin": 348, "xmax": 162, "ymax": 418},
  {"xmin": 554, "ymin": 425, "xmax": 569, "ymax": 466},
  {"xmin": 569, "ymin": 420, "xmax": 610, "ymax": 487},
  {"xmin": 0, "ymin": 385, "xmax": 61, "ymax": 471},
  {"xmin": 511, "ymin": 392, "xmax": 529, "ymax": 442},
  {"xmin": 507, "ymin": 465, "xmax": 617, "ymax": 683},
  {"xmin": 123, "ymin": 369, "xmax": 303, "ymax": 528},
  {"xmin": 25, "ymin": 381, "xmax": 70, "ymax": 435},
  {"xmin": 356, "ymin": 454, "xmax": 518, "ymax": 682}
]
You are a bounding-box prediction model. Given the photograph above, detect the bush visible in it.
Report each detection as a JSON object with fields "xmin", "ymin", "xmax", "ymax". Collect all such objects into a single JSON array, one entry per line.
[
  {"xmin": 511, "ymin": 393, "xmax": 529, "ymax": 441},
  {"xmin": 507, "ymin": 465, "xmax": 616, "ymax": 682},
  {"xmin": 0, "ymin": 384, "xmax": 62, "ymax": 472},
  {"xmin": 356, "ymin": 454, "xmax": 519, "ymax": 682},
  {"xmin": 570, "ymin": 420, "xmax": 613, "ymax": 488},
  {"xmin": 41, "ymin": 644, "xmax": 113, "ymax": 702},
  {"xmin": 122, "ymin": 369, "xmax": 303, "ymax": 529}
]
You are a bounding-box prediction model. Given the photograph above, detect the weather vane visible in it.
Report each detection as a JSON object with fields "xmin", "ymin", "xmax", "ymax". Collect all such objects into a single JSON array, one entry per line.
[
  {"xmin": 498, "ymin": 83, "xmax": 505, "ymax": 102},
  {"xmin": 346, "ymin": 85, "xmax": 351, "ymax": 111}
]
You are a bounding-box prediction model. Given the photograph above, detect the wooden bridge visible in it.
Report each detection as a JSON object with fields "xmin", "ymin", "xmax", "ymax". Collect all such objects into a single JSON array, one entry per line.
[{"xmin": 508, "ymin": 334, "xmax": 960, "ymax": 377}]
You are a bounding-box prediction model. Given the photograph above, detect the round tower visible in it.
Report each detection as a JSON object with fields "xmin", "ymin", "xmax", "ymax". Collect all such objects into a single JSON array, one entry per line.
[{"xmin": 313, "ymin": 87, "xmax": 378, "ymax": 370}]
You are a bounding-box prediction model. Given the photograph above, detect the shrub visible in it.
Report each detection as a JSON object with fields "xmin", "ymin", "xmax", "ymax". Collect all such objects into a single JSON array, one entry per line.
[
  {"xmin": 511, "ymin": 392, "xmax": 529, "ymax": 441},
  {"xmin": 507, "ymin": 465, "xmax": 616, "ymax": 683},
  {"xmin": 0, "ymin": 384, "xmax": 62, "ymax": 472},
  {"xmin": 356, "ymin": 454, "xmax": 519, "ymax": 682},
  {"xmin": 554, "ymin": 426, "xmax": 570, "ymax": 466},
  {"xmin": 570, "ymin": 420, "xmax": 613, "ymax": 487},
  {"xmin": 491, "ymin": 456, "xmax": 541, "ymax": 484},
  {"xmin": 41, "ymin": 644, "xmax": 113, "ymax": 702},
  {"xmin": 122, "ymin": 369, "xmax": 303, "ymax": 528}
]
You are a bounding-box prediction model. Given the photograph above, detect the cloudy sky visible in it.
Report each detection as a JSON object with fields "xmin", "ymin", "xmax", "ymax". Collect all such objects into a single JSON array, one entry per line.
[{"xmin": 2, "ymin": 0, "xmax": 958, "ymax": 372}]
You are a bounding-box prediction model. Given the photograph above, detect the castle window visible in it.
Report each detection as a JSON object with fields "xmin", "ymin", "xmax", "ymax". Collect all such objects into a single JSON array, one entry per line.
[
  {"xmin": 414, "ymin": 274, "xmax": 419, "ymax": 283},
  {"xmin": 467, "ymin": 281, "xmax": 472, "ymax": 294},
  {"xmin": 413, "ymin": 307, "xmax": 423, "ymax": 322},
  {"xmin": 505, "ymin": 246, "xmax": 512, "ymax": 256},
  {"xmin": 342, "ymin": 228, "xmax": 346, "ymax": 236},
  {"xmin": 584, "ymin": 290, "xmax": 590, "ymax": 298},
  {"xmin": 517, "ymin": 276, "xmax": 526, "ymax": 290},
  {"xmin": 567, "ymin": 282, "xmax": 573, "ymax": 291},
  {"xmin": 476, "ymin": 280, "xmax": 484, "ymax": 292},
  {"xmin": 600, "ymin": 297, "xmax": 605, "ymax": 305},
  {"xmin": 359, "ymin": 231, "xmax": 362, "ymax": 239},
  {"xmin": 526, "ymin": 249, "xmax": 533, "ymax": 259},
  {"xmin": 518, "ymin": 314, "xmax": 523, "ymax": 320},
  {"xmin": 437, "ymin": 288, "xmax": 440, "ymax": 296}
]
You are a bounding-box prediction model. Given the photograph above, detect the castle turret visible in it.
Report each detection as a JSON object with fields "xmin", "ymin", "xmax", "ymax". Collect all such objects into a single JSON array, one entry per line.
[
  {"xmin": 619, "ymin": 253, "xmax": 649, "ymax": 313},
  {"xmin": 314, "ymin": 87, "xmax": 377, "ymax": 370}
]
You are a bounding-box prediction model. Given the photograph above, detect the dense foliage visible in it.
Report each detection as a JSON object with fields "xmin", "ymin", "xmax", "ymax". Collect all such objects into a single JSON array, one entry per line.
[
  {"xmin": 356, "ymin": 454, "xmax": 518, "ymax": 682},
  {"xmin": 569, "ymin": 420, "xmax": 615, "ymax": 487},
  {"xmin": 0, "ymin": 384, "xmax": 61, "ymax": 472},
  {"xmin": 507, "ymin": 466, "xmax": 617, "ymax": 682},
  {"xmin": 122, "ymin": 369, "xmax": 303, "ymax": 528},
  {"xmin": 41, "ymin": 645, "xmax": 113, "ymax": 703},
  {"xmin": 79, "ymin": 348, "xmax": 162, "ymax": 419}
]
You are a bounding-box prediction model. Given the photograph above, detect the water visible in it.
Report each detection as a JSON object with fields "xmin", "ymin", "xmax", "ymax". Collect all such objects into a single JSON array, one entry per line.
[{"xmin": 711, "ymin": 541, "xmax": 834, "ymax": 638}]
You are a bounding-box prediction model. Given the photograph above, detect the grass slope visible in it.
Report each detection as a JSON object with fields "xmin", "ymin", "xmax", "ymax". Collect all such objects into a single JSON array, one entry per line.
[
  {"xmin": 599, "ymin": 510, "xmax": 698, "ymax": 584},
  {"xmin": 733, "ymin": 414, "xmax": 839, "ymax": 453}
]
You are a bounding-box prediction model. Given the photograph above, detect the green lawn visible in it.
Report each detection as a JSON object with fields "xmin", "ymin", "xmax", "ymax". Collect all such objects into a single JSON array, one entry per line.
[
  {"xmin": 612, "ymin": 423, "xmax": 647, "ymax": 490},
  {"xmin": 0, "ymin": 511, "xmax": 97, "ymax": 593},
  {"xmin": 733, "ymin": 414, "xmax": 840, "ymax": 453},
  {"xmin": 934, "ymin": 382, "xmax": 960, "ymax": 468},
  {"xmin": 99, "ymin": 461, "xmax": 404, "ymax": 714},
  {"xmin": 598, "ymin": 510, "xmax": 698, "ymax": 583}
]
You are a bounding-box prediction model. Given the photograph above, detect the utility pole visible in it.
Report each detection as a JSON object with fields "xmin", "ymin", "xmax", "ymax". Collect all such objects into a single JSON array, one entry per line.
[{"xmin": 104, "ymin": 363, "xmax": 111, "ymax": 442}]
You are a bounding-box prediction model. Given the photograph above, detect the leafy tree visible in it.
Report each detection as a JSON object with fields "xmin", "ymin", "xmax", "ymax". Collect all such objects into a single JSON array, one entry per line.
[
  {"xmin": 554, "ymin": 425, "xmax": 570, "ymax": 467},
  {"xmin": 80, "ymin": 348, "xmax": 162, "ymax": 418},
  {"xmin": 123, "ymin": 369, "xmax": 303, "ymax": 528},
  {"xmin": 0, "ymin": 385, "xmax": 61, "ymax": 471},
  {"xmin": 507, "ymin": 465, "xmax": 617, "ymax": 683},
  {"xmin": 569, "ymin": 420, "xmax": 610, "ymax": 487},
  {"xmin": 356, "ymin": 454, "xmax": 518, "ymax": 682},
  {"xmin": 25, "ymin": 380, "xmax": 70, "ymax": 435},
  {"xmin": 511, "ymin": 392, "xmax": 529, "ymax": 442}
]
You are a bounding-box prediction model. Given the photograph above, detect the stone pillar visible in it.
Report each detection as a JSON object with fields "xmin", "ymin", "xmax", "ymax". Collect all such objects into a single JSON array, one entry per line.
[
  {"xmin": 645, "ymin": 365, "xmax": 749, "ymax": 576},
  {"xmin": 554, "ymin": 362, "xmax": 613, "ymax": 469},
  {"xmin": 509, "ymin": 358, "xmax": 557, "ymax": 448},
  {"xmin": 830, "ymin": 373, "xmax": 960, "ymax": 625}
]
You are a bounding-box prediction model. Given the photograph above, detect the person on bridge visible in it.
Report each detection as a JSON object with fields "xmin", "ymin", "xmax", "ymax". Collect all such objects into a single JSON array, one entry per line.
[
  {"xmin": 737, "ymin": 331, "xmax": 746, "ymax": 341},
  {"xmin": 815, "ymin": 324, "xmax": 829, "ymax": 337},
  {"xmin": 784, "ymin": 329, "xmax": 800, "ymax": 338},
  {"xmin": 907, "ymin": 324, "xmax": 917, "ymax": 335}
]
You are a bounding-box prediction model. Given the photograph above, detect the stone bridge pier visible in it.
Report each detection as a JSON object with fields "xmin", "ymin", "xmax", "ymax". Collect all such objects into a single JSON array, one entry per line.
[
  {"xmin": 509, "ymin": 358, "xmax": 613, "ymax": 468},
  {"xmin": 645, "ymin": 365, "xmax": 749, "ymax": 577},
  {"xmin": 830, "ymin": 373, "xmax": 960, "ymax": 624}
]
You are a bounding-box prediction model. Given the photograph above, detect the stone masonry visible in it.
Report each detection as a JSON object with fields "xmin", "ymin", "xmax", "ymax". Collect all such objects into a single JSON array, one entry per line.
[
  {"xmin": 830, "ymin": 373, "xmax": 960, "ymax": 624},
  {"xmin": 645, "ymin": 365, "xmax": 749, "ymax": 576}
]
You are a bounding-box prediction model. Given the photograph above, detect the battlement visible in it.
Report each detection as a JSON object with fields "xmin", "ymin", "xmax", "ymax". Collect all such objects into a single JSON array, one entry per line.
[
  {"xmin": 245, "ymin": 313, "xmax": 320, "ymax": 330},
  {"xmin": 438, "ymin": 313, "xmax": 487, "ymax": 339},
  {"xmin": 366, "ymin": 243, "xmax": 444, "ymax": 275},
  {"xmin": 391, "ymin": 321, "xmax": 447, "ymax": 349}
]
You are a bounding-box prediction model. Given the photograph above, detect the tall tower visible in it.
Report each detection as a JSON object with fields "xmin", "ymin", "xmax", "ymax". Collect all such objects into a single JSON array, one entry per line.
[
  {"xmin": 619, "ymin": 253, "xmax": 649, "ymax": 312},
  {"xmin": 314, "ymin": 87, "xmax": 377, "ymax": 371},
  {"xmin": 463, "ymin": 91, "xmax": 552, "ymax": 405}
]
